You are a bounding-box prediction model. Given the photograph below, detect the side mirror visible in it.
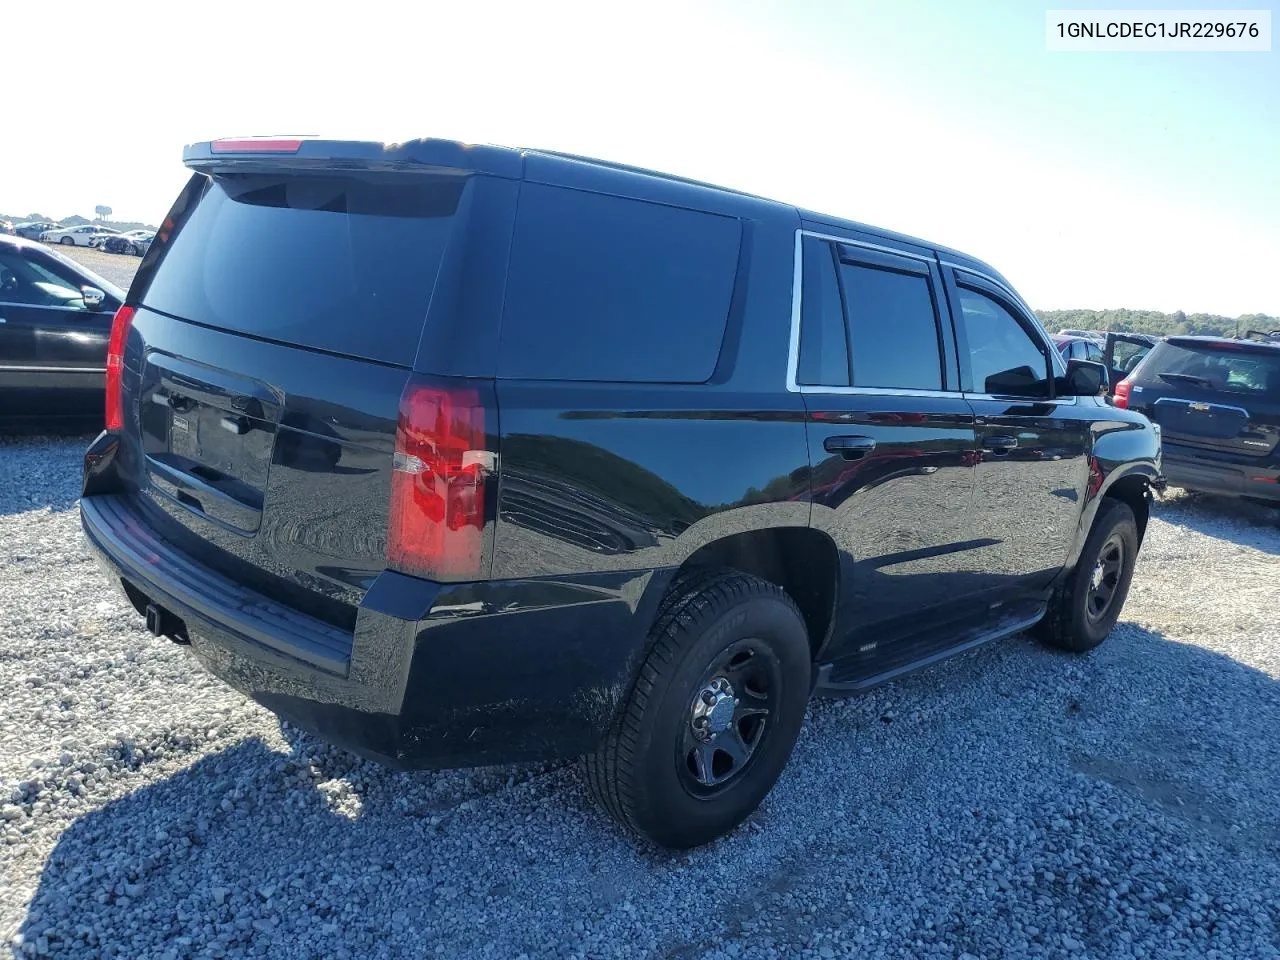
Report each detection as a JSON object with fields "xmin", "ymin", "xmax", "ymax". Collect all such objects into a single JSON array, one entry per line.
[
  {"xmin": 1062, "ymin": 358, "xmax": 1107, "ymax": 396},
  {"xmin": 81, "ymin": 286, "xmax": 106, "ymax": 308}
]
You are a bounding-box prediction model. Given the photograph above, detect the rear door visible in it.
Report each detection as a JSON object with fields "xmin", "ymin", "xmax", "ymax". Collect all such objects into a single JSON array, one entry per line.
[
  {"xmin": 945, "ymin": 268, "xmax": 1090, "ymax": 596},
  {"xmin": 794, "ymin": 230, "xmax": 981, "ymax": 664},
  {"xmin": 1126, "ymin": 338, "xmax": 1280, "ymax": 461},
  {"xmin": 1104, "ymin": 333, "xmax": 1154, "ymax": 391}
]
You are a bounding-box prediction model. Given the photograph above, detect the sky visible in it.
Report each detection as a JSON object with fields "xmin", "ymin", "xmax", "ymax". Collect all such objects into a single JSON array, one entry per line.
[{"xmin": 4, "ymin": 0, "xmax": 1277, "ymax": 315}]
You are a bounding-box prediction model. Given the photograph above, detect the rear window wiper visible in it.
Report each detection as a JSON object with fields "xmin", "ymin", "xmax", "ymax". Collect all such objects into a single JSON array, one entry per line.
[{"xmin": 1158, "ymin": 372, "xmax": 1215, "ymax": 387}]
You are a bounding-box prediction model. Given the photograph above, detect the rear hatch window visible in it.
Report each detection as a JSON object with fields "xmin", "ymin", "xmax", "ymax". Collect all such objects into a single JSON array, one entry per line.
[
  {"xmin": 1144, "ymin": 340, "xmax": 1280, "ymax": 398},
  {"xmin": 141, "ymin": 173, "xmax": 463, "ymax": 365}
]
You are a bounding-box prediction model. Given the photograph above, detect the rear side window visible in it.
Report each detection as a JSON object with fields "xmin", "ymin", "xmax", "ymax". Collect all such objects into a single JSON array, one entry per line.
[
  {"xmin": 142, "ymin": 173, "xmax": 463, "ymax": 365},
  {"xmin": 499, "ymin": 184, "xmax": 741, "ymax": 382},
  {"xmin": 1144, "ymin": 341, "xmax": 1280, "ymax": 396},
  {"xmin": 840, "ymin": 260, "xmax": 943, "ymax": 390},
  {"xmin": 796, "ymin": 238, "xmax": 945, "ymax": 391},
  {"xmin": 797, "ymin": 236, "xmax": 849, "ymax": 386}
]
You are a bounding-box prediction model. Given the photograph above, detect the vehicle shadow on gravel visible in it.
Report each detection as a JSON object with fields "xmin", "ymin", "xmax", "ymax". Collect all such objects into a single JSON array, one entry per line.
[{"xmin": 17, "ymin": 623, "xmax": 1280, "ymax": 958}]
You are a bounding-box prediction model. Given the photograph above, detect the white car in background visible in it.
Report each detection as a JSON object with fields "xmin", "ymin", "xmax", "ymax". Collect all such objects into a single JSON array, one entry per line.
[{"xmin": 39, "ymin": 224, "xmax": 120, "ymax": 247}]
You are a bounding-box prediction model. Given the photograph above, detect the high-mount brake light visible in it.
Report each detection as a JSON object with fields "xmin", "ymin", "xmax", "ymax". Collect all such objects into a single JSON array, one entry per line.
[{"xmin": 210, "ymin": 138, "xmax": 304, "ymax": 154}]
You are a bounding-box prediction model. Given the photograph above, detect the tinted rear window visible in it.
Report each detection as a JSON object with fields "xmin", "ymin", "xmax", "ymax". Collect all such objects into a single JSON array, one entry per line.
[
  {"xmin": 143, "ymin": 173, "xmax": 463, "ymax": 365},
  {"xmin": 499, "ymin": 184, "xmax": 741, "ymax": 382},
  {"xmin": 1144, "ymin": 341, "xmax": 1280, "ymax": 396}
]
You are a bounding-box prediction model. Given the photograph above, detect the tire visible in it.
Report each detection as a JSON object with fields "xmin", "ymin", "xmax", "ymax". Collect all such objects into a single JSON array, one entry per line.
[
  {"xmin": 583, "ymin": 569, "xmax": 811, "ymax": 848},
  {"xmin": 1037, "ymin": 499, "xmax": 1139, "ymax": 652},
  {"xmin": 60, "ymin": 236, "xmax": 74, "ymax": 246},
  {"xmin": 126, "ymin": 244, "xmax": 138, "ymax": 256}
]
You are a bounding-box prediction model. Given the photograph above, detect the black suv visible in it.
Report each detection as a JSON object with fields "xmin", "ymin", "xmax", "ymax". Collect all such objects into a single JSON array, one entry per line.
[
  {"xmin": 80, "ymin": 138, "xmax": 1162, "ymax": 848},
  {"xmin": 1112, "ymin": 335, "xmax": 1279, "ymax": 503}
]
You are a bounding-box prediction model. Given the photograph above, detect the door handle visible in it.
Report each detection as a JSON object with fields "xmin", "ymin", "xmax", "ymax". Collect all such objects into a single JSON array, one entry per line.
[
  {"xmin": 823, "ymin": 435, "xmax": 877, "ymax": 460},
  {"xmin": 984, "ymin": 435, "xmax": 1019, "ymax": 454}
]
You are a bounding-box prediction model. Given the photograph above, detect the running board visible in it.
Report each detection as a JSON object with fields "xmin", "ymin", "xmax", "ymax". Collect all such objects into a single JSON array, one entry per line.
[{"xmin": 813, "ymin": 605, "xmax": 1046, "ymax": 696}]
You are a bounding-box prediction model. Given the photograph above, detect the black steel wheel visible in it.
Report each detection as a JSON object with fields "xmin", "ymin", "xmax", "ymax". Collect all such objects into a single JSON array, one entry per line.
[
  {"xmin": 1084, "ymin": 533, "xmax": 1125, "ymax": 624},
  {"xmin": 583, "ymin": 569, "xmax": 811, "ymax": 848},
  {"xmin": 1038, "ymin": 498, "xmax": 1140, "ymax": 652},
  {"xmin": 678, "ymin": 637, "xmax": 781, "ymax": 795}
]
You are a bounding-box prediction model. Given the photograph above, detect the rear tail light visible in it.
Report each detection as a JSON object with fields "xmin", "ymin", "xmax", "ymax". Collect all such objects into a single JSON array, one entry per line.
[
  {"xmin": 1112, "ymin": 377, "xmax": 1133, "ymax": 409},
  {"xmin": 104, "ymin": 306, "xmax": 135, "ymax": 432},
  {"xmin": 387, "ymin": 378, "xmax": 495, "ymax": 581}
]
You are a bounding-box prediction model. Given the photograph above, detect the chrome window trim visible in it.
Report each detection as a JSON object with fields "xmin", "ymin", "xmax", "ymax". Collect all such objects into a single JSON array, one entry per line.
[
  {"xmin": 963, "ymin": 391, "xmax": 1078, "ymax": 406},
  {"xmin": 786, "ymin": 227, "xmax": 957, "ymax": 395},
  {"xmin": 0, "ymin": 302, "xmax": 97, "ymax": 314},
  {"xmin": 0, "ymin": 364, "xmax": 104, "ymax": 373},
  {"xmin": 799, "ymin": 384, "xmax": 959, "ymax": 399}
]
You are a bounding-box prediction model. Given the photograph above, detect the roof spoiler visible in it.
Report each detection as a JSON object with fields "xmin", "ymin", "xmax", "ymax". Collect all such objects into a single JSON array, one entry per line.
[{"xmin": 182, "ymin": 137, "xmax": 523, "ymax": 178}]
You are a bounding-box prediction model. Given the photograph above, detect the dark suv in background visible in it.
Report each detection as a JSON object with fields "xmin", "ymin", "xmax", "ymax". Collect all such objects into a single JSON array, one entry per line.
[
  {"xmin": 80, "ymin": 137, "xmax": 1162, "ymax": 847},
  {"xmin": 1114, "ymin": 335, "xmax": 1280, "ymax": 503}
]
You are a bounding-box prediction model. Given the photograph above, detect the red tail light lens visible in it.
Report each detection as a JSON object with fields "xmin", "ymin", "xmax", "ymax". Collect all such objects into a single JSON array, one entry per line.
[
  {"xmin": 387, "ymin": 379, "xmax": 492, "ymax": 581},
  {"xmin": 1112, "ymin": 378, "xmax": 1133, "ymax": 409},
  {"xmin": 104, "ymin": 306, "xmax": 135, "ymax": 431}
]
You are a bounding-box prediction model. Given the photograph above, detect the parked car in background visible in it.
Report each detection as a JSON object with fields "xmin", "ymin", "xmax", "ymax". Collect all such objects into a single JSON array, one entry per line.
[
  {"xmin": 1113, "ymin": 336, "xmax": 1279, "ymax": 504},
  {"xmin": 1053, "ymin": 334, "xmax": 1112, "ymax": 390},
  {"xmin": 100, "ymin": 230, "xmax": 155, "ymax": 256},
  {"xmin": 1057, "ymin": 328, "xmax": 1105, "ymax": 343},
  {"xmin": 0, "ymin": 235, "xmax": 125, "ymax": 424},
  {"xmin": 14, "ymin": 221, "xmax": 61, "ymax": 240},
  {"xmin": 0, "ymin": 220, "xmax": 14, "ymax": 236},
  {"xmin": 1104, "ymin": 332, "xmax": 1158, "ymax": 389},
  {"xmin": 40, "ymin": 224, "xmax": 120, "ymax": 247},
  {"xmin": 79, "ymin": 136, "xmax": 1162, "ymax": 849}
]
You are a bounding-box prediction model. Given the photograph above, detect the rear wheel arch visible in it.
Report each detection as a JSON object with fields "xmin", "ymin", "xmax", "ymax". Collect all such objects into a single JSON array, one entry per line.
[{"xmin": 677, "ymin": 527, "xmax": 839, "ymax": 659}]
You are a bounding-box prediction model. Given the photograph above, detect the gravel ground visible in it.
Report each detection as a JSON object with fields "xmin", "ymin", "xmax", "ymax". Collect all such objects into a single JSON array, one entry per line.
[
  {"xmin": 46, "ymin": 243, "xmax": 142, "ymax": 293},
  {"xmin": 1, "ymin": 436, "xmax": 1278, "ymax": 959}
]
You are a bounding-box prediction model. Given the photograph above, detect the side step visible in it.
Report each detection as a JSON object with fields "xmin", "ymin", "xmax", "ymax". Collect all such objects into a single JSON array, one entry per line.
[{"xmin": 813, "ymin": 604, "xmax": 1046, "ymax": 696}]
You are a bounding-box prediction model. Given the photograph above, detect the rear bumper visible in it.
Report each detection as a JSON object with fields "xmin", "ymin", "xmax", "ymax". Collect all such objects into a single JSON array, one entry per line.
[
  {"xmin": 81, "ymin": 491, "xmax": 663, "ymax": 769},
  {"xmin": 1162, "ymin": 445, "xmax": 1280, "ymax": 502}
]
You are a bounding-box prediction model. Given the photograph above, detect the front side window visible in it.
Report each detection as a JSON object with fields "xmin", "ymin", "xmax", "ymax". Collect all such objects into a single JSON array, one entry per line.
[
  {"xmin": 0, "ymin": 252, "xmax": 85, "ymax": 308},
  {"xmin": 959, "ymin": 287, "xmax": 1051, "ymax": 398}
]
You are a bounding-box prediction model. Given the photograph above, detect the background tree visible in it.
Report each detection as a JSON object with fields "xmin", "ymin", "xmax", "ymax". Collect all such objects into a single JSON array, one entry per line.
[{"xmin": 94, "ymin": 205, "xmax": 113, "ymax": 221}]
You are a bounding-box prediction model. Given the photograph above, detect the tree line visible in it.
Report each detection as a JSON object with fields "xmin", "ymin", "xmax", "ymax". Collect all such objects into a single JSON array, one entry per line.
[{"xmin": 1037, "ymin": 308, "xmax": 1279, "ymax": 339}]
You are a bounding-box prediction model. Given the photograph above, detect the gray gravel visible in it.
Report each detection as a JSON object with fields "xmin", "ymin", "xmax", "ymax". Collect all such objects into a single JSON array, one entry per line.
[{"xmin": 1, "ymin": 436, "xmax": 1278, "ymax": 959}]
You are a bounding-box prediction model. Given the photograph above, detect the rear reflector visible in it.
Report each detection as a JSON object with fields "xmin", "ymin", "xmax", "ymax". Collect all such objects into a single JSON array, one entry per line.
[
  {"xmin": 387, "ymin": 378, "xmax": 493, "ymax": 581},
  {"xmin": 1112, "ymin": 378, "xmax": 1133, "ymax": 409},
  {"xmin": 210, "ymin": 138, "xmax": 304, "ymax": 154},
  {"xmin": 105, "ymin": 306, "xmax": 135, "ymax": 432}
]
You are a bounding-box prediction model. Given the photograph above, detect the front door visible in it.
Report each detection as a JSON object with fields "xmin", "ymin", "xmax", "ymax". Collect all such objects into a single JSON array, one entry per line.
[
  {"xmin": 0, "ymin": 246, "xmax": 115, "ymax": 418},
  {"xmin": 793, "ymin": 231, "xmax": 983, "ymax": 665},
  {"xmin": 945, "ymin": 269, "xmax": 1090, "ymax": 598}
]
